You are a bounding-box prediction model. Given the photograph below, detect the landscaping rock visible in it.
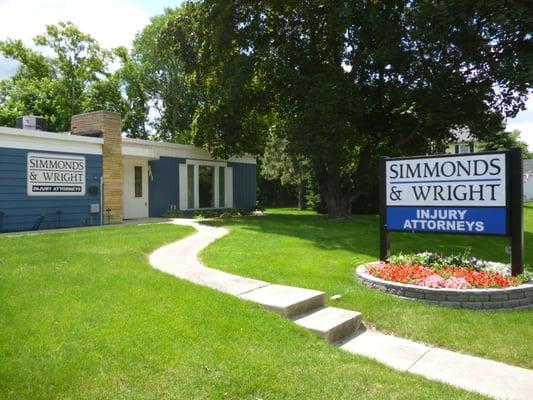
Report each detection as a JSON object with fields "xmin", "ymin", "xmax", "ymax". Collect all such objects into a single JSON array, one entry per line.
[{"xmin": 356, "ymin": 264, "xmax": 533, "ymax": 310}]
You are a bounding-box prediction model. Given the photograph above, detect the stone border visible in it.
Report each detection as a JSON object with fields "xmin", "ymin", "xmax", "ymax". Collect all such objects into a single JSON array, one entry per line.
[{"xmin": 357, "ymin": 262, "xmax": 533, "ymax": 310}]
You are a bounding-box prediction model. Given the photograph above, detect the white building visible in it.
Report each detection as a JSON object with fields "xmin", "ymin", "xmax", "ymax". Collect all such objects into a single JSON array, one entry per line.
[{"xmin": 524, "ymin": 159, "xmax": 533, "ymax": 202}]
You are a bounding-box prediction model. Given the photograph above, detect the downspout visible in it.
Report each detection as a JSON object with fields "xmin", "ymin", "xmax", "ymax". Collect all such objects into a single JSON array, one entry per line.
[{"xmin": 100, "ymin": 176, "xmax": 104, "ymax": 226}]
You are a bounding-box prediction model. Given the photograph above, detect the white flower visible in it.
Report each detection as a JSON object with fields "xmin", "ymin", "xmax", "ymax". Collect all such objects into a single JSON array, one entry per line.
[{"xmin": 479, "ymin": 261, "xmax": 511, "ymax": 276}]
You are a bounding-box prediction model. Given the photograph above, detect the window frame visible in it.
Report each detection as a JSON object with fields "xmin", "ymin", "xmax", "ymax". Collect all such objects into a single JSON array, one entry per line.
[
  {"xmin": 182, "ymin": 160, "xmax": 229, "ymax": 210},
  {"xmin": 456, "ymin": 143, "xmax": 472, "ymax": 154},
  {"xmin": 187, "ymin": 164, "xmax": 195, "ymax": 209},
  {"xmin": 198, "ymin": 165, "xmax": 215, "ymax": 209},
  {"xmin": 134, "ymin": 165, "xmax": 143, "ymax": 198},
  {"xmin": 219, "ymin": 166, "xmax": 225, "ymax": 208}
]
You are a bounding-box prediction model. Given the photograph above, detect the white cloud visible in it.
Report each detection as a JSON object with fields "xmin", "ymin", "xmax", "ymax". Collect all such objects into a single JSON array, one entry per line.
[
  {"xmin": 0, "ymin": 0, "xmax": 151, "ymax": 76},
  {"xmin": 0, "ymin": 0, "xmax": 150, "ymax": 49}
]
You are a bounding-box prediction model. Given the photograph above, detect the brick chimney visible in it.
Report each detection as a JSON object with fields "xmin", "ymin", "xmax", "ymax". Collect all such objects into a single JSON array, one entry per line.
[{"xmin": 71, "ymin": 111, "xmax": 123, "ymax": 224}]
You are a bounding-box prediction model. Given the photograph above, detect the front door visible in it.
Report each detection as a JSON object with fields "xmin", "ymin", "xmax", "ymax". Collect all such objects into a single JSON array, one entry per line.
[{"xmin": 123, "ymin": 158, "xmax": 149, "ymax": 219}]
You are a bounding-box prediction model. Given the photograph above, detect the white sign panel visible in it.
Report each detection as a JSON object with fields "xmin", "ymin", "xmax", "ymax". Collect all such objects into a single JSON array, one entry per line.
[
  {"xmin": 27, "ymin": 152, "xmax": 86, "ymax": 196},
  {"xmin": 385, "ymin": 153, "xmax": 506, "ymax": 207}
]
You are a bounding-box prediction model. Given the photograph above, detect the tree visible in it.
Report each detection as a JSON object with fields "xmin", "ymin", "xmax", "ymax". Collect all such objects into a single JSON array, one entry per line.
[
  {"xmin": 0, "ymin": 22, "xmax": 115, "ymax": 131},
  {"xmin": 113, "ymin": 47, "xmax": 151, "ymax": 139},
  {"xmin": 130, "ymin": 4, "xmax": 202, "ymax": 143},
  {"xmin": 164, "ymin": 1, "xmax": 532, "ymax": 218},
  {"xmin": 261, "ymin": 124, "xmax": 310, "ymax": 210},
  {"xmin": 0, "ymin": 79, "xmax": 19, "ymax": 127},
  {"xmin": 483, "ymin": 129, "xmax": 531, "ymax": 158}
]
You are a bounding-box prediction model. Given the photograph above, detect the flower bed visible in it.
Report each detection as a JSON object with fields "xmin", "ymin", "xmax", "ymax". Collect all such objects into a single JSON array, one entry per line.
[
  {"xmin": 356, "ymin": 253, "xmax": 533, "ymax": 310},
  {"xmin": 369, "ymin": 252, "xmax": 529, "ymax": 289}
]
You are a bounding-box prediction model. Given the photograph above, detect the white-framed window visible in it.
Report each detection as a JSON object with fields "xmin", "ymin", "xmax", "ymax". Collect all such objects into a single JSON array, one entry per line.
[
  {"xmin": 134, "ymin": 166, "xmax": 143, "ymax": 198},
  {"xmin": 456, "ymin": 143, "xmax": 473, "ymax": 154},
  {"xmin": 179, "ymin": 160, "xmax": 233, "ymax": 210}
]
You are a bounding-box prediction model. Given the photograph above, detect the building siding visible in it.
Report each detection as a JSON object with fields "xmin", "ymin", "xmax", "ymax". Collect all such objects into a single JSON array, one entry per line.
[
  {"xmin": 148, "ymin": 156, "xmax": 184, "ymax": 217},
  {"xmin": 524, "ymin": 159, "xmax": 533, "ymax": 201},
  {"xmin": 148, "ymin": 158, "xmax": 257, "ymax": 215},
  {"xmin": 0, "ymin": 147, "xmax": 102, "ymax": 232},
  {"xmin": 229, "ymin": 162, "xmax": 257, "ymax": 210},
  {"xmin": 525, "ymin": 181, "xmax": 533, "ymax": 201}
]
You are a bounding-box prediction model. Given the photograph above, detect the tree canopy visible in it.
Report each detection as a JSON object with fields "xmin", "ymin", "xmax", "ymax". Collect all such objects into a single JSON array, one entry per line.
[
  {"xmin": 483, "ymin": 129, "xmax": 531, "ymax": 157},
  {"xmin": 0, "ymin": 3, "xmax": 531, "ymax": 216},
  {"xmin": 161, "ymin": 0, "xmax": 532, "ymax": 217},
  {"xmin": 128, "ymin": 4, "xmax": 203, "ymax": 143},
  {"xmin": 0, "ymin": 22, "xmax": 122, "ymax": 131}
]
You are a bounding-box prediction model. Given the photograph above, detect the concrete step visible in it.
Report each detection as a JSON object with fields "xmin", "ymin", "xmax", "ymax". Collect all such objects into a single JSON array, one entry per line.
[
  {"xmin": 239, "ymin": 284, "xmax": 324, "ymax": 318},
  {"xmin": 295, "ymin": 307, "xmax": 363, "ymax": 343}
]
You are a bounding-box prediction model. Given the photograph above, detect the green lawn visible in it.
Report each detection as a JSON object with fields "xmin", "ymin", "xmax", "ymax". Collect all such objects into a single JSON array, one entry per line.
[
  {"xmin": 0, "ymin": 224, "xmax": 485, "ymax": 399},
  {"xmin": 200, "ymin": 204, "xmax": 533, "ymax": 369}
]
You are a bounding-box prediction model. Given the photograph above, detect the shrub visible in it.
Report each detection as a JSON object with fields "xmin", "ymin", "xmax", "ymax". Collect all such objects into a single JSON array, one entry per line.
[{"xmin": 163, "ymin": 206, "xmax": 182, "ymax": 218}]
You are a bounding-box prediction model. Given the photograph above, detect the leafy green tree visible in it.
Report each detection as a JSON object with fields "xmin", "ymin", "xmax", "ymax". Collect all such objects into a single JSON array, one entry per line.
[
  {"xmin": 113, "ymin": 46, "xmax": 151, "ymax": 139},
  {"xmin": 483, "ymin": 129, "xmax": 531, "ymax": 158},
  {"xmin": 130, "ymin": 4, "xmax": 202, "ymax": 143},
  {"xmin": 0, "ymin": 22, "xmax": 114, "ymax": 131},
  {"xmin": 0, "ymin": 79, "xmax": 20, "ymax": 126},
  {"xmin": 167, "ymin": 1, "xmax": 531, "ymax": 218},
  {"xmin": 261, "ymin": 124, "xmax": 310, "ymax": 210}
]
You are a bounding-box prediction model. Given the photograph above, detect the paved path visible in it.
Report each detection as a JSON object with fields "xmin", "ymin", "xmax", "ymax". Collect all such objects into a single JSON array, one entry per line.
[{"xmin": 150, "ymin": 219, "xmax": 533, "ymax": 400}]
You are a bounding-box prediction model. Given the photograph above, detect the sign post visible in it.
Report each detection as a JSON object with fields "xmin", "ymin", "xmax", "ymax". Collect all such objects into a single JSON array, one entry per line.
[
  {"xmin": 379, "ymin": 149, "xmax": 523, "ymax": 276},
  {"xmin": 510, "ymin": 148, "xmax": 523, "ymax": 276},
  {"xmin": 379, "ymin": 157, "xmax": 390, "ymax": 261}
]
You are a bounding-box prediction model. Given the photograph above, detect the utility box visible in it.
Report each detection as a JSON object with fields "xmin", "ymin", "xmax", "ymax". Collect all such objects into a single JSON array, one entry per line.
[
  {"xmin": 90, "ymin": 204, "xmax": 100, "ymax": 214},
  {"xmin": 16, "ymin": 116, "xmax": 48, "ymax": 131}
]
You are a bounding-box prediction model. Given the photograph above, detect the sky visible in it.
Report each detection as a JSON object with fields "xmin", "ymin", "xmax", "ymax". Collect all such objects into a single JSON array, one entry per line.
[
  {"xmin": 0, "ymin": 0, "xmax": 532, "ymax": 149},
  {"xmin": 0, "ymin": 0, "xmax": 182, "ymax": 76}
]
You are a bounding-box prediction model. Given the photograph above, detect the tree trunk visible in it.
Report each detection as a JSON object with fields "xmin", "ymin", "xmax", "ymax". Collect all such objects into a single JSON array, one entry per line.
[
  {"xmin": 323, "ymin": 190, "xmax": 352, "ymax": 219},
  {"xmin": 297, "ymin": 179, "xmax": 307, "ymax": 210},
  {"xmin": 314, "ymin": 161, "xmax": 353, "ymax": 219}
]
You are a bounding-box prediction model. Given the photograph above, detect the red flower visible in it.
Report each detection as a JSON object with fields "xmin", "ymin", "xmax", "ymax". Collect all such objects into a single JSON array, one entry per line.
[{"xmin": 368, "ymin": 263, "xmax": 519, "ymax": 289}]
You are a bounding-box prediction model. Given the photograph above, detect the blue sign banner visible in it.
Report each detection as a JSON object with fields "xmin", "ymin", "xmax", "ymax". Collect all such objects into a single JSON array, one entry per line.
[{"xmin": 386, "ymin": 206, "xmax": 507, "ymax": 235}]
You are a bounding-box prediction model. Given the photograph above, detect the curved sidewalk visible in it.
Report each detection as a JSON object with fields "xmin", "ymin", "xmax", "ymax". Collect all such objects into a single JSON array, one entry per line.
[{"xmin": 149, "ymin": 219, "xmax": 533, "ymax": 400}]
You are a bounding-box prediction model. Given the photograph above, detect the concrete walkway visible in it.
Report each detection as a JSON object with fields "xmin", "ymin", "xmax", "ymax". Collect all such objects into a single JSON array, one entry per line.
[{"xmin": 149, "ymin": 219, "xmax": 533, "ymax": 400}]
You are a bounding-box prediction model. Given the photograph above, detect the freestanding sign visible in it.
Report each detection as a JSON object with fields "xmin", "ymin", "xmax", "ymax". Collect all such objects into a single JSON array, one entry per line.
[
  {"xmin": 380, "ymin": 149, "xmax": 523, "ymax": 275},
  {"xmin": 27, "ymin": 152, "xmax": 86, "ymax": 196}
]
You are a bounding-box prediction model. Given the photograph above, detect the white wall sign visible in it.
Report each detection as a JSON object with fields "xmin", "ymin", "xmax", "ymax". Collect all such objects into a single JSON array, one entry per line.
[
  {"xmin": 385, "ymin": 153, "xmax": 506, "ymax": 207},
  {"xmin": 27, "ymin": 152, "xmax": 86, "ymax": 196}
]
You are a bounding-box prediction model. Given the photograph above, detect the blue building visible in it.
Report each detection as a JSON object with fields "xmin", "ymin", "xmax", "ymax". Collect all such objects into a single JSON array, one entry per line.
[{"xmin": 0, "ymin": 111, "xmax": 257, "ymax": 233}]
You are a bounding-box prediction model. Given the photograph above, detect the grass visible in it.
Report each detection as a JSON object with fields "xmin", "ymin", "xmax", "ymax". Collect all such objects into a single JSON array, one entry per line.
[
  {"xmin": 200, "ymin": 204, "xmax": 533, "ymax": 369},
  {"xmin": 0, "ymin": 224, "xmax": 486, "ymax": 399}
]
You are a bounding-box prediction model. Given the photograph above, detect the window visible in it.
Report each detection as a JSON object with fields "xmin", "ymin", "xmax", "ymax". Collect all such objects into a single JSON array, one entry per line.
[
  {"xmin": 187, "ymin": 164, "xmax": 195, "ymax": 209},
  {"xmin": 180, "ymin": 161, "xmax": 230, "ymax": 211},
  {"xmin": 199, "ymin": 165, "xmax": 214, "ymax": 208},
  {"xmin": 134, "ymin": 166, "xmax": 142, "ymax": 197},
  {"xmin": 456, "ymin": 144, "xmax": 472, "ymax": 154},
  {"xmin": 219, "ymin": 166, "xmax": 225, "ymax": 208}
]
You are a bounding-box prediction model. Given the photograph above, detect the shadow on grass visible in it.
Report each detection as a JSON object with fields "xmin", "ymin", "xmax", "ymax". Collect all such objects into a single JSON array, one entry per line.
[
  {"xmin": 204, "ymin": 213, "xmax": 379, "ymax": 258},
  {"xmin": 202, "ymin": 210, "xmax": 533, "ymax": 271}
]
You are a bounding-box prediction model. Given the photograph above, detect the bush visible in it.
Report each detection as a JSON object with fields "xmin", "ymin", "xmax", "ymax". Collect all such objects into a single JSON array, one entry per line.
[
  {"xmin": 162, "ymin": 206, "xmax": 264, "ymax": 220},
  {"xmin": 163, "ymin": 206, "xmax": 182, "ymax": 218}
]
